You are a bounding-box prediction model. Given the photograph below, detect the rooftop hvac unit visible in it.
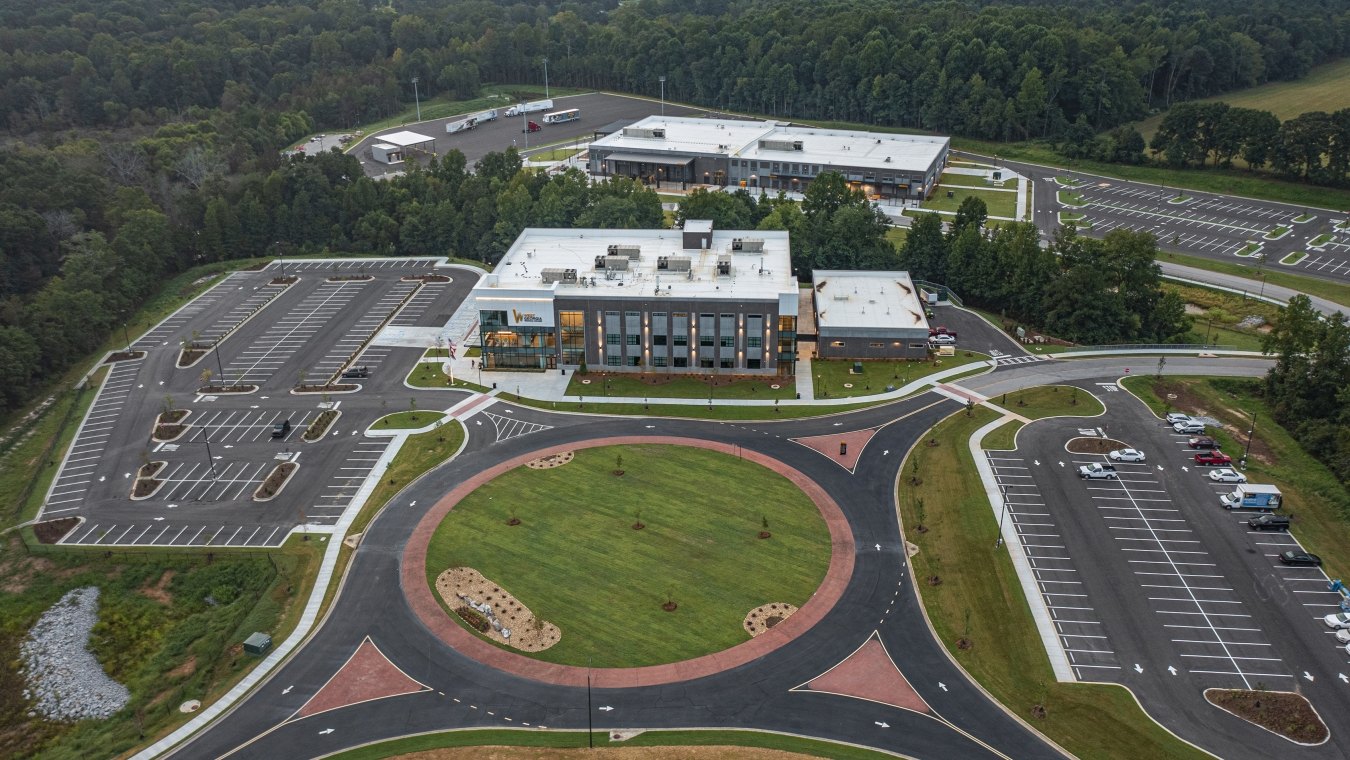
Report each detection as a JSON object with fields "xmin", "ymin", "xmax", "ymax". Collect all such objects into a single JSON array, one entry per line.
[
  {"xmin": 657, "ymin": 256, "xmax": 691, "ymax": 272},
  {"xmin": 541, "ymin": 268, "xmax": 578, "ymax": 284},
  {"xmin": 621, "ymin": 127, "xmax": 666, "ymax": 139},
  {"xmin": 716, "ymin": 254, "xmax": 732, "ymax": 276},
  {"xmin": 759, "ymin": 139, "xmax": 804, "ymax": 151},
  {"xmin": 606, "ymin": 244, "xmax": 641, "ymax": 259},
  {"xmin": 730, "ymin": 238, "xmax": 764, "ymax": 252},
  {"xmin": 603, "ymin": 256, "xmax": 630, "ymax": 271}
]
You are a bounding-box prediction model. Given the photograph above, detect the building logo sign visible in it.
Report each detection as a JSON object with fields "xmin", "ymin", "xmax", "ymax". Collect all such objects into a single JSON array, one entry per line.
[{"xmin": 511, "ymin": 308, "xmax": 544, "ymax": 324}]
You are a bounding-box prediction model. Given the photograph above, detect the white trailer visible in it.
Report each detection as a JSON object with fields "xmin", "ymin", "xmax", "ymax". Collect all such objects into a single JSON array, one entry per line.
[
  {"xmin": 445, "ymin": 117, "xmax": 477, "ymax": 134},
  {"xmin": 473, "ymin": 109, "xmax": 498, "ymax": 122},
  {"xmin": 505, "ymin": 99, "xmax": 554, "ymax": 117}
]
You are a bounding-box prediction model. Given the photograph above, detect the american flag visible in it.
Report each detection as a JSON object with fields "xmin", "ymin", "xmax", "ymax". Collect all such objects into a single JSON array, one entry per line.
[{"xmin": 447, "ymin": 339, "xmax": 457, "ymax": 359}]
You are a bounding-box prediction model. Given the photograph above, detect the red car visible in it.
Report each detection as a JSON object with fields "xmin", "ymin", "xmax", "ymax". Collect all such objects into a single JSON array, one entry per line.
[
  {"xmin": 1187, "ymin": 436, "xmax": 1218, "ymax": 449},
  {"xmin": 1194, "ymin": 451, "xmax": 1232, "ymax": 466},
  {"xmin": 927, "ymin": 326, "xmax": 957, "ymax": 338}
]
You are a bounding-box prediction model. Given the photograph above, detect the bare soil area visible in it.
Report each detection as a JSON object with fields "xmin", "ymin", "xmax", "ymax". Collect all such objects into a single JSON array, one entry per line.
[
  {"xmin": 743, "ymin": 602, "xmax": 798, "ymax": 637},
  {"xmin": 1205, "ymin": 688, "xmax": 1327, "ymax": 744},
  {"xmin": 32, "ymin": 518, "xmax": 79, "ymax": 545},
  {"xmin": 526, "ymin": 452, "xmax": 574, "ymax": 470},
  {"xmin": 1065, "ymin": 437, "xmax": 1129, "ymax": 455}
]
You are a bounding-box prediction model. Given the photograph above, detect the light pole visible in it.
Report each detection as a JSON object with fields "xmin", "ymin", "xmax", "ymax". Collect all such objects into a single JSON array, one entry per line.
[
  {"xmin": 200, "ymin": 425, "xmax": 219, "ymax": 488},
  {"xmin": 411, "ymin": 76, "xmax": 422, "ymax": 121},
  {"xmin": 659, "ymin": 75, "xmax": 666, "ymax": 116},
  {"xmin": 1240, "ymin": 410, "xmax": 1257, "ymax": 470},
  {"xmin": 542, "ymin": 57, "xmax": 549, "ymax": 99},
  {"xmin": 996, "ymin": 485, "xmax": 1008, "ymax": 548}
]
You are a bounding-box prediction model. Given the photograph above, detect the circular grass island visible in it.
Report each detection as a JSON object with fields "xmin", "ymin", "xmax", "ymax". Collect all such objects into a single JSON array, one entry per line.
[{"xmin": 423, "ymin": 444, "xmax": 832, "ymax": 668}]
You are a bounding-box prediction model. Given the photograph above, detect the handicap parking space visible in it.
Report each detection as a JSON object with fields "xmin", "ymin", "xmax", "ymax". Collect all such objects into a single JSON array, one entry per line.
[{"xmin": 985, "ymin": 452, "xmax": 1120, "ymax": 679}]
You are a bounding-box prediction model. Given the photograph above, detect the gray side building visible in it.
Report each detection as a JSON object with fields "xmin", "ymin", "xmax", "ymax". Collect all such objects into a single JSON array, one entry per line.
[{"xmin": 813, "ymin": 270, "xmax": 930, "ymax": 360}]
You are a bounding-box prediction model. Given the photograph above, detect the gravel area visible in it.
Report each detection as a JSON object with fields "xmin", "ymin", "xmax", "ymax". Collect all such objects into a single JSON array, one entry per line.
[{"xmin": 20, "ymin": 586, "xmax": 130, "ymax": 721}]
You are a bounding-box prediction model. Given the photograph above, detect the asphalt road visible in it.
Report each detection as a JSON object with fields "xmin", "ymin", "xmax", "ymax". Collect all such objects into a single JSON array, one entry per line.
[
  {"xmin": 1005, "ymin": 383, "xmax": 1350, "ymax": 757},
  {"xmin": 38, "ymin": 258, "xmax": 480, "ymax": 549},
  {"xmin": 959, "ymin": 152, "xmax": 1350, "ymax": 286}
]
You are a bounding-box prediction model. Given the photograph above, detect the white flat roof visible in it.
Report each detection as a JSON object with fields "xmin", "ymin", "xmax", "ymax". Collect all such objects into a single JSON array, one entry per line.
[
  {"xmin": 477, "ymin": 228, "xmax": 795, "ymax": 302},
  {"xmin": 376, "ymin": 130, "xmax": 435, "ymax": 147},
  {"xmin": 592, "ymin": 116, "xmax": 949, "ymax": 174},
  {"xmin": 812, "ymin": 270, "xmax": 927, "ymax": 331}
]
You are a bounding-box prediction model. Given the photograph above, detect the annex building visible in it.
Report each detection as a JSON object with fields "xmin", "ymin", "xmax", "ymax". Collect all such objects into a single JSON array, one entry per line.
[
  {"xmin": 811, "ymin": 270, "xmax": 931, "ymax": 360},
  {"xmin": 587, "ymin": 116, "xmax": 950, "ymax": 200},
  {"xmin": 472, "ymin": 222, "xmax": 800, "ymax": 375}
]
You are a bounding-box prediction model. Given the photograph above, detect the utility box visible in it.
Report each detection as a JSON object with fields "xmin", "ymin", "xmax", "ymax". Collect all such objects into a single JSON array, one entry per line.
[{"xmin": 243, "ymin": 632, "xmax": 272, "ymax": 656}]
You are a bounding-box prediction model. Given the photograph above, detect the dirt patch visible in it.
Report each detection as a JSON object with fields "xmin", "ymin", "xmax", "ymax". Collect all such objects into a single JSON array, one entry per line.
[
  {"xmin": 165, "ymin": 654, "xmax": 196, "ymax": 680},
  {"xmin": 743, "ymin": 602, "xmax": 799, "ymax": 637},
  {"xmin": 1150, "ymin": 379, "xmax": 1275, "ymax": 464},
  {"xmin": 32, "ymin": 518, "xmax": 79, "ymax": 545},
  {"xmin": 253, "ymin": 461, "xmax": 298, "ymax": 500},
  {"xmin": 1205, "ymin": 688, "xmax": 1328, "ymax": 745},
  {"xmin": 141, "ymin": 570, "xmax": 176, "ymax": 605},
  {"xmin": 1065, "ymin": 437, "xmax": 1129, "ymax": 454},
  {"xmin": 396, "ymin": 747, "xmax": 811, "ymax": 760},
  {"xmin": 434, "ymin": 567, "xmax": 560, "ymax": 652},
  {"xmin": 526, "ymin": 451, "xmax": 574, "ymax": 469},
  {"xmin": 104, "ymin": 350, "xmax": 145, "ymax": 363}
]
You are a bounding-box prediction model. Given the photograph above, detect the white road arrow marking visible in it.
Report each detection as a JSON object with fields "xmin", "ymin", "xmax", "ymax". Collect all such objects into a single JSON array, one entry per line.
[
  {"xmin": 167, "ymin": 503, "xmax": 177, "ymax": 508},
  {"xmin": 1056, "ymin": 461, "xmax": 1063, "ymax": 467},
  {"xmin": 1181, "ymin": 466, "xmax": 1189, "ymax": 472},
  {"xmin": 1034, "ymin": 459, "xmax": 1041, "ymax": 466},
  {"xmin": 875, "ymin": 721, "xmax": 890, "ymax": 728},
  {"xmin": 938, "ymin": 682, "xmax": 948, "ymax": 692},
  {"xmin": 224, "ymin": 445, "xmax": 234, "ymax": 449},
  {"xmin": 883, "ymin": 450, "xmax": 889, "ymax": 455},
  {"xmin": 598, "ymin": 706, "xmax": 614, "ymax": 712},
  {"xmin": 159, "ymin": 380, "xmax": 165, "ymax": 385},
  {"xmin": 138, "ymin": 384, "xmax": 144, "ymax": 389},
  {"xmin": 282, "ymin": 685, "xmax": 293, "ymax": 694},
  {"xmin": 1156, "ymin": 464, "xmax": 1164, "ymax": 471},
  {"xmin": 250, "ymin": 405, "xmax": 259, "ymax": 409},
  {"xmin": 1304, "ymin": 671, "xmax": 1315, "ymax": 682},
  {"xmin": 319, "ymin": 728, "xmax": 334, "ymax": 735},
  {"xmin": 1134, "ymin": 664, "xmax": 1144, "ymax": 673},
  {"xmin": 410, "ymin": 500, "xmax": 417, "ymax": 506},
  {"xmin": 875, "ymin": 544, "xmax": 881, "ymax": 551},
  {"xmin": 1339, "ymin": 673, "xmax": 1348, "ymax": 683},
  {"xmin": 644, "ymin": 425, "xmax": 656, "ymax": 429},
  {"xmin": 1168, "ymin": 666, "xmax": 1177, "ymax": 676},
  {"xmin": 261, "ymin": 396, "xmax": 269, "ymax": 399},
  {"xmin": 833, "ymin": 422, "xmax": 843, "ymax": 426}
]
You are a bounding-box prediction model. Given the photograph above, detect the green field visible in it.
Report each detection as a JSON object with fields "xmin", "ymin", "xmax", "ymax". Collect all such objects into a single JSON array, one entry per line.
[
  {"xmin": 566, "ymin": 372, "xmax": 796, "ymax": 400},
  {"xmin": 372, "ymin": 410, "xmax": 445, "ymax": 430},
  {"xmin": 527, "ymin": 147, "xmax": 581, "ymax": 162},
  {"xmin": 1135, "ymin": 58, "xmax": 1350, "ymax": 144},
  {"xmin": 926, "ymin": 185, "xmax": 1018, "ymax": 218},
  {"xmin": 424, "ymin": 444, "xmax": 830, "ymax": 667},
  {"xmin": 406, "ymin": 360, "xmax": 490, "ymax": 392},
  {"xmin": 899, "ymin": 409, "xmax": 1211, "ymax": 760},
  {"xmin": 991, "ymin": 384, "xmax": 1105, "ymax": 419},
  {"xmin": 812, "ymin": 354, "xmax": 988, "ymax": 399},
  {"xmin": 982, "ymin": 419, "xmax": 1024, "ymax": 450}
]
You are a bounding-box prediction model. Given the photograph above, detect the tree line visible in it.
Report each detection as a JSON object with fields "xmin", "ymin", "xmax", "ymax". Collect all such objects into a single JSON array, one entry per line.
[
  {"xmin": 1, "ymin": 0, "xmax": 1345, "ymax": 144},
  {"xmin": 1262, "ymin": 295, "xmax": 1350, "ymax": 488},
  {"xmin": 898, "ymin": 199, "xmax": 1191, "ymax": 345}
]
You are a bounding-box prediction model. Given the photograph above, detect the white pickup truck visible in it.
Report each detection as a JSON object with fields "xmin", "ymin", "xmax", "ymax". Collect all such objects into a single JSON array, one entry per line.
[{"xmin": 1078, "ymin": 463, "xmax": 1119, "ymax": 480}]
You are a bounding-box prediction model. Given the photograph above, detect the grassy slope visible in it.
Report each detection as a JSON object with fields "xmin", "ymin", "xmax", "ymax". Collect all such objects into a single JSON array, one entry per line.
[
  {"xmin": 1121, "ymin": 376, "xmax": 1350, "ymax": 581},
  {"xmin": 994, "ymin": 385, "xmax": 1105, "ymax": 419},
  {"xmin": 812, "ymin": 354, "xmax": 988, "ymax": 400},
  {"xmin": 510, "ymin": 395, "xmax": 876, "ymax": 421},
  {"xmin": 424, "ymin": 445, "xmax": 830, "ymax": 667},
  {"xmin": 1158, "ymin": 251, "xmax": 1350, "ymax": 311},
  {"xmin": 927, "ymin": 185, "xmax": 1018, "ymax": 217},
  {"xmin": 566, "ymin": 372, "xmax": 796, "ymax": 400},
  {"xmin": 899, "ymin": 409, "xmax": 1210, "ymax": 760}
]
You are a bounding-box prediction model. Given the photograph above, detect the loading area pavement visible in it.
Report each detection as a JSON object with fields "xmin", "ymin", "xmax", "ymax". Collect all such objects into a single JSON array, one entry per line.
[
  {"xmin": 993, "ymin": 380, "xmax": 1350, "ymax": 757},
  {"xmin": 37, "ymin": 257, "xmax": 479, "ymax": 549}
]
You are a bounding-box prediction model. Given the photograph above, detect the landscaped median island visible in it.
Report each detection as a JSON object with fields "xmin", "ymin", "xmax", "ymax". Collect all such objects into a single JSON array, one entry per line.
[
  {"xmin": 422, "ymin": 444, "xmax": 830, "ymax": 668},
  {"xmin": 1205, "ymin": 689, "xmax": 1328, "ymax": 745},
  {"xmin": 406, "ymin": 358, "xmax": 489, "ymax": 391},
  {"xmin": 372, "ymin": 410, "xmax": 446, "ymax": 430},
  {"xmin": 812, "ymin": 353, "xmax": 989, "ymax": 399},
  {"xmin": 896, "ymin": 400, "xmax": 1208, "ymax": 759}
]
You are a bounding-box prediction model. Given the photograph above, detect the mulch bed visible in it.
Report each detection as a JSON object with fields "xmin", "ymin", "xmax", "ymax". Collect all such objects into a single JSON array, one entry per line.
[
  {"xmin": 197, "ymin": 384, "xmax": 258, "ymax": 394},
  {"xmin": 1205, "ymin": 688, "xmax": 1328, "ymax": 744},
  {"xmin": 303, "ymin": 409, "xmax": 339, "ymax": 441},
  {"xmin": 327, "ymin": 274, "xmax": 374, "ymax": 282},
  {"xmin": 254, "ymin": 462, "xmax": 297, "ymax": 500},
  {"xmin": 154, "ymin": 423, "xmax": 186, "ymax": 440},
  {"xmin": 402, "ymin": 273, "xmax": 451, "ymax": 282},
  {"xmin": 160, "ymin": 410, "xmax": 188, "ymax": 424},
  {"xmin": 138, "ymin": 461, "xmax": 166, "ymax": 478},
  {"xmin": 176, "ymin": 347, "xmax": 207, "ymax": 367},
  {"xmin": 1065, "ymin": 437, "xmax": 1128, "ymax": 454},
  {"xmin": 270, "ymin": 276, "xmax": 298, "ymax": 285},
  {"xmin": 132, "ymin": 478, "xmax": 163, "ymax": 498},
  {"xmin": 104, "ymin": 351, "xmax": 145, "ymax": 363},
  {"xmin": 294, "ymin": 383, "xmax": 358, "ymax": 393},
  {"xmin": 33, "ymin": 518, "xmax": 79, "ymax": 544},
  {"xmin": 743, "ymin": 602, "xmax": 798, "ymax": 637}
]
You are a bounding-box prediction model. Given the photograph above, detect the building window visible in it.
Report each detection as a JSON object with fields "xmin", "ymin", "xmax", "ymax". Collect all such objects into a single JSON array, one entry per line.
[
  {"xmin": 606, "ymin": 355, "xmax": 621, "ymax": 366},
  {"xmin": 653, "ymin": 334, "xmax": 668, "ymax": 346},
  {"xmin": 720, "ymin": 336, "xmax": 734, "ymax": 348},
  {"xmin": 653, "ymin": 311, "xmax": 667, "ymax": 320},
  {"xmin": 653, "ymin": 356, "xmax": 668, "ymax": 367},
  {"xmin": 910, "ymin": 342, "xmax": 927, "ymax": 349},
  {"xmin": 699, "ymin": 358, "xmax": 714, "ymax": 368},
  {"xmin": 626, "ymin": 334, "xmax": 640, "ymax": 345},
  {"xmin": 606, "ymin": 333, "xmax": 620, "ymax": 345},
  {"xmin": 700, "ymin": 335, "xmax": 714, "ymax": 347},
  {"xmin": 720, "ymin": 359, "xmax": 734, "ymax": 369},
  {"xmin": 869, "ymin": 342, "xmax": 884, "ymax": 348},
  {"xmin": 604, "ymin": 311, "xmax": 619, "ymax": 317},
  {"xmin": 830, "ymin": 340, "xmax": 845, "ymax": 348},
  {"xmin": 674, "ymin": 334, "xmax": 688, "ymax": 347},
  {"xmin": 626, "ymin": 356, "xmax": 641, "ymax": 366},
  {"xmin": 625, "ymin": 311, "xmax": 639, "ymax": 318},
  {"xmin": 674, "ymin": 357, "xmax": 689, "ymax": 368},
  {"xmin": 748, "ymin": 336, "xmax": 762, "ymax": 348},
  {"xmin": 747, "ymin": 359, "xmax": 762, "ymax": 369}
]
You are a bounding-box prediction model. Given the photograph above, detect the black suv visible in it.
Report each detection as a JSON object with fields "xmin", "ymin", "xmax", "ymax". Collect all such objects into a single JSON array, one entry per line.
[
  {"xmin": 271, "ymin": 419, "xmax": 291, "ymax": 439},
  {"xmin": 341, "ymin": 366, "xmax": 369, "ymax": 379},
  {"xmin": 1248, "ymin": 514, "xmax": 1291, "ymax": 531}
]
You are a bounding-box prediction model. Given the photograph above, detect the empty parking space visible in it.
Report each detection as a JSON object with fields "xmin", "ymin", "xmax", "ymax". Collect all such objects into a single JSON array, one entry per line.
[
  {"xmin": 61, "ymin": 519, "xmax": 288, "ymax": 548},
  {"xmin": 133, "ymin": 275, "xmax": 239, "ymax": 349},
  {"xmin": 306, "ymin": 438, "xmax": 391, "ymax": 524},
  {"xmin": 266, "ymin": 258, "xmax": 440, "ymax": 272},
  {"xmin": 169, "ymin": 409, "xmax": 314, "ymax": 445},
  {"xmin": 223, "ymin": 280, "xmax": 364, "ymax": 384},
  {"xmin": 307, "ymin": 281, "xmax": 419, "ymax": 379},
  {"xmin": 986, "ymin": 453, "xmax": 1119, "ymax": 679},
  {"xmin": 41, "ymin": 359, "xmax": 145, "ymax": 516},
  {"xmin": 195, "ymin": 284, "xmax": 288, "ymax": 343}
]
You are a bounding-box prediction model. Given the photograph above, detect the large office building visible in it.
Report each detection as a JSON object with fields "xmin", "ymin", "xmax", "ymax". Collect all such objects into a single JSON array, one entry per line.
[
  {"xmin": 812, "ymin": 270, "xmax": 931, "ymax": 360},
  {"xmin": 472, "ymin": 223, "xmax": 800, "ymax": 375},
  {"xmin": 588, "ymin": 116, "xmax": 950, "ymax": 200}
]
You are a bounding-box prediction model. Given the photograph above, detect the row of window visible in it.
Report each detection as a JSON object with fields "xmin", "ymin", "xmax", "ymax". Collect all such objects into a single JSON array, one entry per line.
[
  {"xmin": 827, "ymin": 340, "xmax": 927, "ymax": 349},
  {"xmin": 605, "ymin": 334, "xmax": 766, "ymax": 348}
]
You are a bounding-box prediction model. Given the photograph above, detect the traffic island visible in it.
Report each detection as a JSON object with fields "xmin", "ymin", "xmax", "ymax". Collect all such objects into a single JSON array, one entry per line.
[
  {"xmin": 130, "ymin": 461, "xmax": 168, "ymax": 500},
  {"xmin": 196, "ymin": 383, "xmax": 259, "ymax": 394},
  {"xmin": 326, "ymin": 274, "xmax": 374, "ymax": 282},
  {"xmin": 302, "ymin": 409, "xmax": 341, "ymax": 442},
  {"xmin": 152, "ymin": 410, "xmax": 191, "ymax": 442},
  {"xmin": 1065, "ymin": 437, "xmax": 1130, "ymax": 455},
  {"xmin": 104, "ymin": 350, "xmax": 145, "ymax": 363},
  {"xmin": 253, "ymin": 462, "xmax": 298, "ymax": 502},
  {"xmin": 1204, "ymin": 688, "xmax": 1328, "ymax": 745},
  {"xmin": 176, "ymin": 342, "xmax": 211, "ymax": 368},
  {"xmin": 32, "ymin": 517, "xmax": 79, "ymax": 544}
]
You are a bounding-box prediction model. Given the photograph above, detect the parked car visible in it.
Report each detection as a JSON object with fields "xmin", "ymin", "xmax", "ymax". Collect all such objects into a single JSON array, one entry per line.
[
  {"xmin": 1194, "ymin": 451, "xmax": 1233, "ymax": 466},
  {"xmin": 1336, "ymin": 629, "xmax": 1350, "ymax": 643},
  {"xmin": 341, "ymin": 366, "xmax": 370, "ymax": 379},
  {"xmin": 1188, "ymin": 436, "xmax": 1218, "ymax": 449},
  {"xmin": 1208, "ymin": 468, "xmax": 1247, "ymax": 483},
  {"xmin": 1324, "ymin": 612, "xmax": 1350, "ymax": 629},
  {"xmin": 1173, "ymin": 421, "xmax": 1206, "ymax": 434},
  {"xmin": 1078, "ymin": 463, "xmax": 1119, "ymax": 480},
  {"xmin": 930, "ymin": 334, "xmax": 957, "ymax": 345},
  {"xmin": 1109, "ymin": 448, "xmax": 1146, "ymax": 462},
  {"xmin": 1282, "ymin": 550, "xmax": 1323, "ymax": 567},
  {"xmin": 1166, "ymin": 412, "xmax": 1193, "ymax": 425},
  {"xmin": 271, "ymin": 419, "xmax": 291, "ymax": 439},
  {"xmin": 1247, "ymin": 514, "xmax": 1290, "ymax": 531},
  {"xmin": 928, "ymin": 326, "xmax": 955, "ymax": 337}
]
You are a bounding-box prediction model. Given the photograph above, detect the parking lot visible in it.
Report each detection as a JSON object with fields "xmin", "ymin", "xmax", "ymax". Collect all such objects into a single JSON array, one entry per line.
[
  {"xmin": 998, "ymin": 383, "xmax": 1350, "ymax": 755},
  {"xmin": 38, "ymin": 257, "xmax": 479, "ymax": 549}
]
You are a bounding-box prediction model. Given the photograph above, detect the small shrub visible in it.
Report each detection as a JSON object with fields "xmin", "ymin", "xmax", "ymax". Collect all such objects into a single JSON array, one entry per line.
[{"xmin": 455, "ymin": 606, "xmax": 490, "ymax": 632}]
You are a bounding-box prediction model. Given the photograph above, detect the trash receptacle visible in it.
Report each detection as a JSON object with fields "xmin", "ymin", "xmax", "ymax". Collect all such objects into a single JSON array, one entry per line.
[{"xmin": 947, "ymin": 190, "xmax": 954, "ymax": 198}]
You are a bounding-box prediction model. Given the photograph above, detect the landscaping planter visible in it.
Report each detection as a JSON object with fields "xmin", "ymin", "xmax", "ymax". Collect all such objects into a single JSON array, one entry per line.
[
  {"xmin": 176, "ymin": 344, "xmax": 211, "ymax": 368},
  {"xmin": 253, "ymin": 462, "xmax": 299, "ymax": 502},
  {"xmin": 105, "ymin": 350, "xmax": 145, "ymax": 363},
  {"xmin": 151, "ymin": 410, "xmax": 191, "ymax": 442},
  {"xmin": 293, "ymin": 383, "xmax": 360, "ymax": 395},
  {"xmin": 196, "ymin": 384, "xmax": 259, "ymax": 395},
  {"xmin": 302, "ymin": 409, "xmax": 341, "ymax": 442}
]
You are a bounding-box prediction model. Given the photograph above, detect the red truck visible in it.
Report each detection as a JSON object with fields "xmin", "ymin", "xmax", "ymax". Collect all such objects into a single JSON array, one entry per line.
[{"xmin": 522, "ymin": 121, "xmax": 541, "ymax": 133}]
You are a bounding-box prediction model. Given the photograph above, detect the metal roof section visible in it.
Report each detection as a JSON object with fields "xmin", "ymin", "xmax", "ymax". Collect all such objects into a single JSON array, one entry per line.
[
  {"xmin": 812, "ymin": 270, "xmax": 928, "ymax": 331},
  {"xmin": 374, "ymin": 130, "xmax": 436, "ymax": 147}
]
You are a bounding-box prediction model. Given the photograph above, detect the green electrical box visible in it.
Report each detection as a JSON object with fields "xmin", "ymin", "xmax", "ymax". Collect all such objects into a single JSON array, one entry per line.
[{"xmin": 243, "ymin": 632, "xmax": 272, "ymax": 655}]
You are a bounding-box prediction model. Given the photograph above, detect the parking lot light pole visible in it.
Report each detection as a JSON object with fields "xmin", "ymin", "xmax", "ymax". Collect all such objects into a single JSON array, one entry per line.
[
  {"xmin": 1240, "ymin": 410, "xmax": 1257, "ymax": 470},
  {"xmin": 542, "ymin": 57, "xmax": 549, "ymax": 99},
  {"xmin": 995, "ymin": 485, "xmax": 1008, "ymax": 548},
  {"xmin": 201, "ymin": 425, "xmax": 219, "ymax": 486},
  {"xmin": 411, "ymin": 77, "xmax": 422, "ymax": 121}
]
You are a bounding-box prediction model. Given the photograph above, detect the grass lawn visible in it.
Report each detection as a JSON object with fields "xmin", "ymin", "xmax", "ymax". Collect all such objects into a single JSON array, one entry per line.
[
  {"xmin": 812, "ymin": 354, "xmax": 988, "ymax": 400},
  {"xmin": 1, "ymin": 368, "xmax": 104, "ymax": 530},
  {"xmin": 372, "ymin": 410, "xmax": 446, "ymax": 430},
  {"xmin": 1057, "ymin": 190, "xmax": 1087, "ymax": 206},
  {"xmin": 513, "ymin": 395, "xmax": 876, "ymax": 420},
  {"xmin": 527, "ymin": 147, "xmax": 581, "ymax": 162},
  {"xmin": 1164, "ymin": 282, "xmax": 1282, "ymax": 351},
  {"xmin": 406, "ymin": 360, "xmax": 490, "ymax": 392},
  {"xmin": 884, "ymin": 226, "xmax": 908, "ymax": 247},
  {"xmin": 424, "ymin": 444, "xmax": 830, "ymax": 667},
  {"xmin": 899, "ymin": 409, "xmax": 1211, "ymax": 760},
  {"xmin": 329, "ymin": 728, "xmax": 896, "ymax": 760},
  {"xmin": 1310, "ymin": 233, "xmax": 1333, "ymax": 247},
  {"xmin": 927, "ymin": 186, "xmax": 1018, "ymax": 218},
  {"xmin": 566, "ymin": 372, "xmax": 796, "ymax": 400},
  {"xmin": 1281, "ymin": 252, "xmax": 1308, "ymax": 265},
  {"xmin": 982, "ymin": 419, "xmax": 1023, "ymax": 450},
  {"xmin": 1264, "ymin": 225, "xmax": 1291, "ymax": 240},
  {"xmin": 990, "ymin": 384, "xmax": 1105, "ymax": 419},
  {"xmin": 1121, "ymin": 376, "xmax": 1350, "ymax": 581},
  {"xmin": 1157, "ymin": 250, "xmax": 1350, "ymax": 309},
  {"xmin": 1237, "ymin": 242, "xmax": 1262, "ymax": 256},
  {"xmin": 0, "ymin": 541, "xmax": 318, "ymax": 759}
]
